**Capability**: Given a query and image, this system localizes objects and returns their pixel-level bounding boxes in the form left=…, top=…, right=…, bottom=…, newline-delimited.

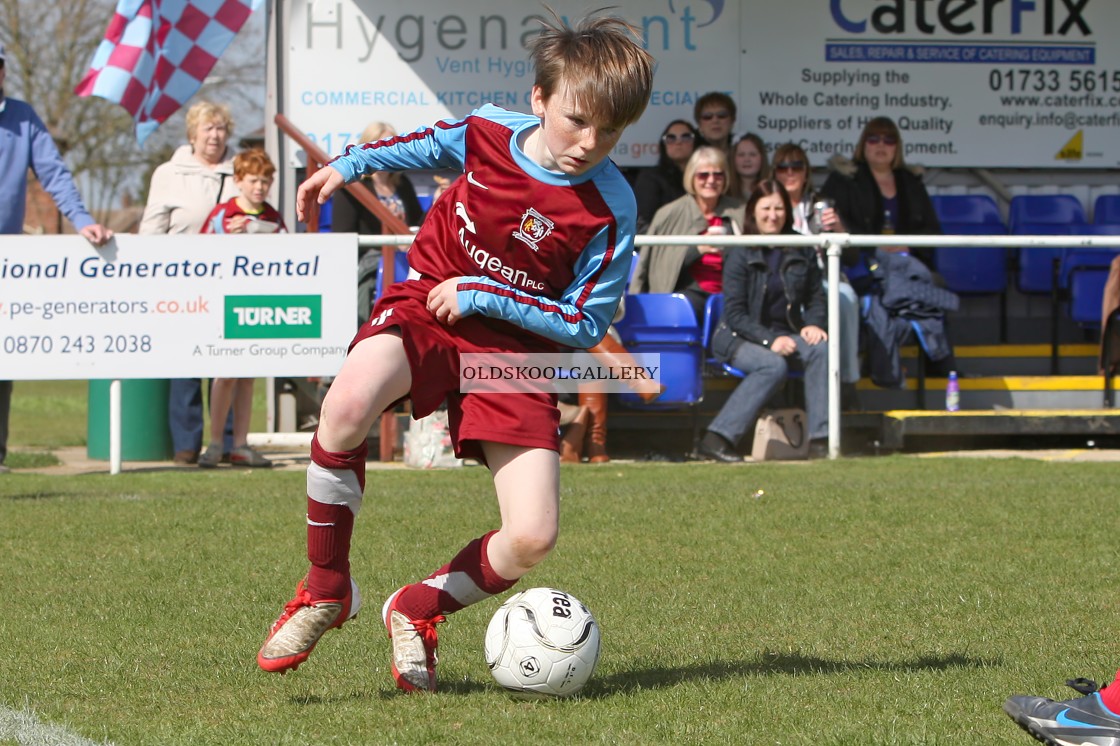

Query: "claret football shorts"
left=349, top=277, right=560, bottom=462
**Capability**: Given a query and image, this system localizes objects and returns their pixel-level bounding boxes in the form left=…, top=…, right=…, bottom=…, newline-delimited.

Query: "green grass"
left=1, top=458, right=1116, bottom=744
left=5, top=380, right=269, bottom=464
left=8, top=380, right=89, bottom=449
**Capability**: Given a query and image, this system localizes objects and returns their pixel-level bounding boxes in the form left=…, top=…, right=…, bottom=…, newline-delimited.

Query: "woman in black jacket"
left=696, top=180, right=830, bottom=462
left=632, top=119, right=699, bottom=233
left=819, top=116, right=941, bottom=277
left=819, top=117, right=957, bottom=377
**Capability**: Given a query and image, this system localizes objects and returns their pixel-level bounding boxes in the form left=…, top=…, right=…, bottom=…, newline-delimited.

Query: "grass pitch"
left=1, top=454, right=1116, bottom=744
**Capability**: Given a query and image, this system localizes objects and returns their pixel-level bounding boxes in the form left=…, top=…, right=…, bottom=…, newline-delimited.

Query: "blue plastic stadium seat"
left=376, top=251, right=411, bottom=298
left=931, top=194, right=1004, bottom=227
left=1068, top=263, right=1113, bottom=326
left=613, top=293, right=703, bottom=407
left=1009, top=194, right=1086, bottom=232
left=1058, top=227, right=1120, bottom=287
left=701, top=294, right=746, bottom=377
left=1094, top=195, right=1120, bottom=225
left=1014, top=223, right=1085, bottom=294
left=935, top=223, right=1008, bottom=294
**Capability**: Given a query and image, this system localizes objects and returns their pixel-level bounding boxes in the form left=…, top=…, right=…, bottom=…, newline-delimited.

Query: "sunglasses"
left=700, top=110, right=731, bottom=121
left=774, top=161, right=806, bottom=172
left=866, top=134, right=898, bottom=146
left=696, top=171, right=726, bottom=181
left=661, top=132, right=695, bottom=143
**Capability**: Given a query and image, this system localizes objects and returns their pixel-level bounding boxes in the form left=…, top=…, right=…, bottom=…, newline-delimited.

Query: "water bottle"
left=882, top=208, right=895, bottom=235
left=945, top=371, right=960, bottom=412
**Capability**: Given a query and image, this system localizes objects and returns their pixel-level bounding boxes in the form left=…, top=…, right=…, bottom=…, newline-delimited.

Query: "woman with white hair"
left=139, top=101, right=244, bottom=465
left=630, top=146, right=746, bottom=322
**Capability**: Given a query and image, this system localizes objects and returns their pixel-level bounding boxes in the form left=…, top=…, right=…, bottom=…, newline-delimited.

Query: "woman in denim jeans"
left=697, top=180, right=830, bottom=462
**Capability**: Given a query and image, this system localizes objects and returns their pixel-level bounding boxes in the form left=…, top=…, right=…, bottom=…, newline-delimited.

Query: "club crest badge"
left=513, top=208, right=555, bottom=251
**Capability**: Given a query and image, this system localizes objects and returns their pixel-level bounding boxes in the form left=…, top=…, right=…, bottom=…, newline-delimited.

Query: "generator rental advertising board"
left=284, top=0, right=1118, bottom=168
left=0, top=234, right=357, bottom=380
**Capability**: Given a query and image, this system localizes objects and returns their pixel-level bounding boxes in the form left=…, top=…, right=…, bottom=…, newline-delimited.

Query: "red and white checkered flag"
left=75, top=0, right=262, bottom=144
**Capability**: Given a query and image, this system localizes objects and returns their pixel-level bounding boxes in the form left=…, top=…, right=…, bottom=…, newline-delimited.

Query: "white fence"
left=10, top=233, right=1120, bottom=472
left=360, top=231, right=1120, bottom=462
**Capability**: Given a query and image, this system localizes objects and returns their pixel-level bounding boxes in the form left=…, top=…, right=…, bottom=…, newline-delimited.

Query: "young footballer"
left=257, top=10, right=654, bottom=692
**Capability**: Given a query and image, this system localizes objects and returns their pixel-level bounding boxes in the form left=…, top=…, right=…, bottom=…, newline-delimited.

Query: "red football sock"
left=1100, top=670, right=1120, bottom=713
left=398, top=530, right=517, bottom=619
left=305, top=434, right=367, bottom=601
left=306, top=498, right=355, bottom=600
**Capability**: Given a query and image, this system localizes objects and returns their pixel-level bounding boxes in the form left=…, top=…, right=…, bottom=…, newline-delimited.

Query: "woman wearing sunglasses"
left=819, top=116, right=941, bottom=274
left=631, top=146, right=746, bottom=322
left=820, top=117, right=958, bottom=383
left=693, top=91, right=737, bottom=154
left=633, top=119, right=699, bottom=233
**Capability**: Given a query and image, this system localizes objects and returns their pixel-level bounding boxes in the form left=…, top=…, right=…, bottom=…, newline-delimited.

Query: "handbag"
left=751, top=408, right=810, bottom=461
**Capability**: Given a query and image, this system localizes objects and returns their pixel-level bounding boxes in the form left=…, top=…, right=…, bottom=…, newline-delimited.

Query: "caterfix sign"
left=283, top=0, right=1118, bottom=168
left=0, top=234, right=357, bottom=380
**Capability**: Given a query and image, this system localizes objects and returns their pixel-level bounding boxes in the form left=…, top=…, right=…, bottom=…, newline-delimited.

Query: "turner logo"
left=225, top=295, right=322, bottom=339
left=830, top=0, right=1092, bottom=36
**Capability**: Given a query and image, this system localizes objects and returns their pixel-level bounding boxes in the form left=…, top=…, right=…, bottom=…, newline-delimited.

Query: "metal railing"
left=353, top=231, right=1120, bottom=460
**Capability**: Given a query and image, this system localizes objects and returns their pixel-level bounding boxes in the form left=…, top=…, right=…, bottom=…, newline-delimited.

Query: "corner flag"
left=74, top=0, right=262, bottom=144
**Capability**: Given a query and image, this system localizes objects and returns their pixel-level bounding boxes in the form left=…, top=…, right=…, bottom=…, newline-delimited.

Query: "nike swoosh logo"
left=466, top=171, right=489, bottom=190
left=1055, top=707, right=1099, bottom=728
left=306, top=518, right=335, bottom=527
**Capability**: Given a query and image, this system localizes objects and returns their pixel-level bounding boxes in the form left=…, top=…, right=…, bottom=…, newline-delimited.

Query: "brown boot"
left=558, top=405, right=589, bottom=463
left=578, top=390, right=609, bottom=463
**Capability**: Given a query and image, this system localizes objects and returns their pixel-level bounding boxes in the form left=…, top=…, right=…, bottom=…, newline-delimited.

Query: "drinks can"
left=811, top=198, right=835, bottom=233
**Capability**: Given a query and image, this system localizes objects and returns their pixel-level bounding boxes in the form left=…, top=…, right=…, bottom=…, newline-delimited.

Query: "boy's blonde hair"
left=185, top=101, right=233, bottom=142
left=233, top=148, right=276, bottom=180
left=528, top=8, right=654, bottom=130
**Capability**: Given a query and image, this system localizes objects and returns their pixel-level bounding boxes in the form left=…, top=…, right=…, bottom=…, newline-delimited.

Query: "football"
left=484, top=587, right=601, bottom=699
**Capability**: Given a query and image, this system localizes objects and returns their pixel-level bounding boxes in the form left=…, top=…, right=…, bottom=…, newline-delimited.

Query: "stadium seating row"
left=931, top=194, right=1120, bottom=331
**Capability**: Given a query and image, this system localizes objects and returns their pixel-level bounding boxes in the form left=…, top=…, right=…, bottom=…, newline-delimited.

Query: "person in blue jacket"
left=0, top=41, right=112, bottom=474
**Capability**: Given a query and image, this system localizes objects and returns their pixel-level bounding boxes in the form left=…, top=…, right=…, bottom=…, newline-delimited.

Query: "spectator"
left=332, top=122, right=426, bottom=325
left=730, top=133, right=769, bottom=199
left=819, top=116, right=956, bottom=380
left=197, top=149, right=286, bottom=469
left=632, top=119, right=698, bottom=233
left=694, top=91, right=737, bottom=154
left=819, top=116, right=941, bottom=274
left=0, top=41, right=113, bottom=475
left=556, top=400, right=591, bottom=464
left=630, top=146, right=746, bottom=322
left=201, top=149, right=285, bottom=235
left=1102, top=255, right=1120, bottom=373
left=330, top=121, right=426, bottom=236
left=698, top=180, right=829, bottom=462
left=139, top=101, right=239, bottom=464
left=772, top=143, right=861, bottom=398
